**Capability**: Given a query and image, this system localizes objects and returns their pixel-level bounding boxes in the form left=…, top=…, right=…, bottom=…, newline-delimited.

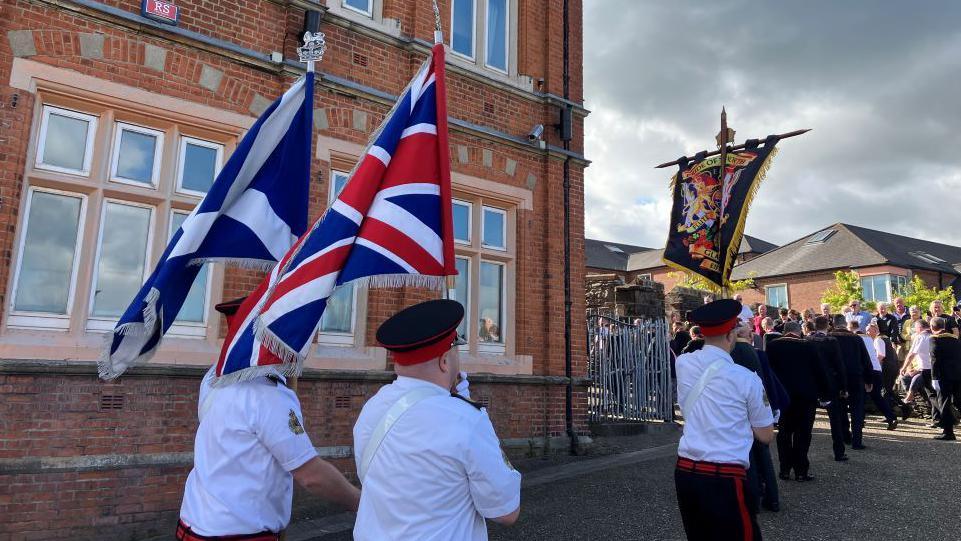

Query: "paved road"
left=310, top=415, right=961, bottom=540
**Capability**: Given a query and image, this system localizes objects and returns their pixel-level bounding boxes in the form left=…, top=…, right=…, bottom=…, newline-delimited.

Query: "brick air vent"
left=483, top=101, right=495, bottom=115
left=477, top=395, right=491, bottom=409
left=99, top=393, right=125, bottom=411
left=334, top=396, right=351, bottom=409
left=352, top=53, right=368, bottom=67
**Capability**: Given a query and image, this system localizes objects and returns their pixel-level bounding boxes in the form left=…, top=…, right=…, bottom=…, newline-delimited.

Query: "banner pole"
left=717, top=108, right=730, bottom=298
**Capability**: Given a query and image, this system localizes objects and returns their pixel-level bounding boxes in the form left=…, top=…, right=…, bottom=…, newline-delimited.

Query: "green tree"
left=894, top=275, right=956, bottom=314
left=821, top=270, right=864, bottom=312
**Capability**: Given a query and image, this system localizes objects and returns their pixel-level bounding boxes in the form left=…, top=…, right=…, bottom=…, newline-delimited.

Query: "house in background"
left=585, top=235, right=777, bottom=292
left=732, top=223, right=961, bottom=310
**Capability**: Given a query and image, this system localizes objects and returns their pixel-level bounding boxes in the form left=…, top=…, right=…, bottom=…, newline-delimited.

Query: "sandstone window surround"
left=2, top=60, right=248, bottom=365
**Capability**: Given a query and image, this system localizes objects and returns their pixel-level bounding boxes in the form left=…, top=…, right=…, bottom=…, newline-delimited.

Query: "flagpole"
left=654, top=128, right=810, bottom=169
left=717, top=108, right=730, bottom=298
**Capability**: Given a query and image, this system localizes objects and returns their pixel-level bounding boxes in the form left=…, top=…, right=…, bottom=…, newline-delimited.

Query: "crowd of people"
left=669, top=295, right=961, bottom=514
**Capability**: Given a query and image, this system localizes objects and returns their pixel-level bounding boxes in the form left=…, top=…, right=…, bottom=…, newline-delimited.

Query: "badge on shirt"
left=288, top=409, right=305, bottom=435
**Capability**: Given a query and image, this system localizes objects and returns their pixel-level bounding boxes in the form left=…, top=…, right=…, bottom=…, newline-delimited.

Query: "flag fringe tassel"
left=720, top=147, right=778, bottom=283
left=210, top=363, right=294, bottom=388
left=189, top=257, right=277, bottom=272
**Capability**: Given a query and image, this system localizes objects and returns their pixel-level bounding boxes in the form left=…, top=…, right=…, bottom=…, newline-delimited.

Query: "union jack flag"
left=215, top=43, right=456, bottom=381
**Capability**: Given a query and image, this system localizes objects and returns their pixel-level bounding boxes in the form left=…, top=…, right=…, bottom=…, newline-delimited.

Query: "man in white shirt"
left=903, top=319, right=940, bottom=427
left=733, top=293, right=755, bottom=322
left=177, top=299, right=360, bottom=540
left=675, top=299, right=774, bottom=541
left=857, top=322, right=898, bottom=430
left=353, top=299, right=521, bottom=541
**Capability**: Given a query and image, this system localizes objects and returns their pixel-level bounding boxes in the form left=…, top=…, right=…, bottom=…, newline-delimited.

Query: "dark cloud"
left=583, top=1, right=961, bottom=249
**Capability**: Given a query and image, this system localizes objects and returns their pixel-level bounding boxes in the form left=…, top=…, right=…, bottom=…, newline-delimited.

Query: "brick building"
left=0, top=0, right=588, bottom=538
left=585, top=235, right=776, bottom=292
left=732, top=223, right=961, bottom=310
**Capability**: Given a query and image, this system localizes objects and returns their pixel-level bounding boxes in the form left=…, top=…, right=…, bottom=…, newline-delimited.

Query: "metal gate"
left=587, top=314, right=673, bottom=422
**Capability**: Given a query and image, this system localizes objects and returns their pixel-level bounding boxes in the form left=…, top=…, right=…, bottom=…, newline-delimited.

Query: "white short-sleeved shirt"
left=910, top=332, right=932, bottom=369
left=180, top=373, right=318, bottom=536
left=738, top=303, right=755, bottom=322
left=352, top=376, right=521, bottom=541
left=860, top=335, right=883, bottom=372
left=676, top=345, right=774, bottom=468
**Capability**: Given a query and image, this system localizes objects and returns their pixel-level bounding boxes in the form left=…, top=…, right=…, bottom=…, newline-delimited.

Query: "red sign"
left=142, top=0, right=179, bottom=25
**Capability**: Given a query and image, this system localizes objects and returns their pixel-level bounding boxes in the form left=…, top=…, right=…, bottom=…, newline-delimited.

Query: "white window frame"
left=342, top=0, right=372, bottom=17
left=639, top=273, right=653, bottom=281
left=484, top=0, right=510, bottom=74
left=453, top=255, right=471, bottom=350
left=477, top=259, right=507, bottom=354
left=765, top=284, right=789, bottom=309
left=109, top=121, right=165, bottom=188
left=176, top=136, right=224, bottom=197
left=85, top=199, right=156, bottom=332
left=35, top=106, right=98, bottom=177
left=481, top=205, right=507, bottom=251
left=450, top=0, right=477, bottom=61
left=7, top=187, right=88, bottom=330
left=453, top=199, right=473, bottom=245
left=318, top=168, right=357, bottom=345
left=167, top=210, right=212, bottom=337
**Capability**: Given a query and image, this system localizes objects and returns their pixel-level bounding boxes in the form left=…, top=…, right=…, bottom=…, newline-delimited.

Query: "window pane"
left=479, top=261, right=503, bottom=343
left=14, top=192, right=82, bottom=313
left=452, top=0, right=475, bottom=57
left=486, top=0, right=508, bottom=70
left=170, top=213, right=208, bottom=323
left=767, top=286, right=787, bottom=309
left=344, top=0, right=371, bottom=13
left=42, top=112, right=89, bottom=171
left=453, top=201, right=470, bottom=242
left=181, top=142, right=219, bottom=194
left=455, top=257, right=470, bottom=338
left=320, top=284, right=354, bottom=333
left=115, top=129, right=158, bottom=184
left=92, top=203, right=151, bottom=317
left=331, top=171, right=350, bottom=202
left=482, top=207, right=505, bottom=248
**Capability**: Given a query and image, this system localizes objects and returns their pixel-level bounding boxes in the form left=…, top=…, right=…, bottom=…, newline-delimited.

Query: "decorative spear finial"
left=298, top=31, right=327, bottom=73
left=716, top=107, right=735, bottom=149
left=432, top=0, right=443, bottom=44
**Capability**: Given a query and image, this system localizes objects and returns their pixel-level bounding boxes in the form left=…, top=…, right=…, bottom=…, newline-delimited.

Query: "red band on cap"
left=699, top=317, right=739, bottom=337
left=390, top=331, right=457, bottom=366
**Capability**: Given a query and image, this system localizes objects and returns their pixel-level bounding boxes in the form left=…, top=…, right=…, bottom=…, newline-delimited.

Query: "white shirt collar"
left=393, top=375, right=450, bottom=394
left=701, top=344, right=734, bottom=362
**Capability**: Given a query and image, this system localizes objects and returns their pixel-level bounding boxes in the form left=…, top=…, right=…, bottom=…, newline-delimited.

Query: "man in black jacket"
left=830, top=315, right=874, bottom=450
left=767, top=322, right=829, bottom=481
left=929, top=317, right=961, bottom=441
left=807, top=316, right=849, bottom=461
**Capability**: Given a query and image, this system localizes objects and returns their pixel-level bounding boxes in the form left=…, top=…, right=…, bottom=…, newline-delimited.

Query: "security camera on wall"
left=528, top=124, right=546, bottom=149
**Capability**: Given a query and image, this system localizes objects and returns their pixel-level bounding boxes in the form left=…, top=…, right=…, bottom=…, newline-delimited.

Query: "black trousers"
left=675, top=460, right=761, bottom=541
left=938, top=380, right=961, bottom=435
left=922, top=369, right=941, bottom=422
left=747, top=442, right=779, bottom=507
left=842, top=377, right=866, bottom=446
left=881, top=360, right=904, bottom=408
left=826, top=400, right=847, bottom=459
left=777, top=399, right=816, bottom=476
left=867, top=371, right=897, bottom=422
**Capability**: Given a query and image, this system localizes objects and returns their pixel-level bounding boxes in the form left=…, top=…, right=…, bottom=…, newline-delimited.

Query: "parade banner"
left=662, top=137, right=779, bottom=290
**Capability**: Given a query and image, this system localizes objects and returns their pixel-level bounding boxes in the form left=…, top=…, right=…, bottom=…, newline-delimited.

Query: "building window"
left=177, top=137, right=223, bottom=195
left=451, top=0, right=476, bottom=59
left=9, top=188, right=86, bottom=327
left=485, top=0, right=509, bottom=72
left=453, top=199, right=472, bottom=244
left=9, top=95, right=232, bottom=336
left=766, top=285, right=788, bottom=309
left=319, top=169, right=356, bottom=343
left=343, top=0, right=372, bottom=16
left=35, top=106, right=97, bottom=176
left=639, top=273, right=652, bottom=281
left=453, top=193, right=514, bottom=354
left=450, top=0, right=514, bottom=74
left=860, top=274, right=907, bottom=303
left=110, top=122, right=164, bottom=187
left=170, top=211, right=210, bottom=328
left=87, top=201, right=153, bottom=329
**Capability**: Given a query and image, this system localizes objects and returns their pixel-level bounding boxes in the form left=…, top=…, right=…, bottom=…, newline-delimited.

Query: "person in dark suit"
left=829, top=314, right=874, bottom=450
left=681, top=326, right=705, bottom=354
left=929, top=317, right=961, bottom=440
left=767, top=322, right=829, bottom=481
left=807, top=316, right=849, bottom=461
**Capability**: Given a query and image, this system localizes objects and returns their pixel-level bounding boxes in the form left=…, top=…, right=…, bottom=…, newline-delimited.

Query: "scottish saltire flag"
left=99, top=73, right=314, bottom=380
left=215, top=43, right=455, bottom=382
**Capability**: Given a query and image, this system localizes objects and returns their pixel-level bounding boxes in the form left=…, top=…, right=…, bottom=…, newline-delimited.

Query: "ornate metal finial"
left=298, top=31, right=327, bottom=71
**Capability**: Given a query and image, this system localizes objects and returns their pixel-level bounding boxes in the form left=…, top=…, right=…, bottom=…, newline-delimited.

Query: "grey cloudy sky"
left=582, top=1, right=961, bottom=249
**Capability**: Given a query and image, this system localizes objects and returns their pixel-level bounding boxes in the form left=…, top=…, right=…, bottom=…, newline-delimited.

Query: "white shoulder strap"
left=681, top=359, right=727, bottom=418
left=358, top=387, right=444, bottom=483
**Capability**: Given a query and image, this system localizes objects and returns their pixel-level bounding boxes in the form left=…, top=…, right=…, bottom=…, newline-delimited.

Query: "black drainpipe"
left=562, top=0, right=576, bottom=455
